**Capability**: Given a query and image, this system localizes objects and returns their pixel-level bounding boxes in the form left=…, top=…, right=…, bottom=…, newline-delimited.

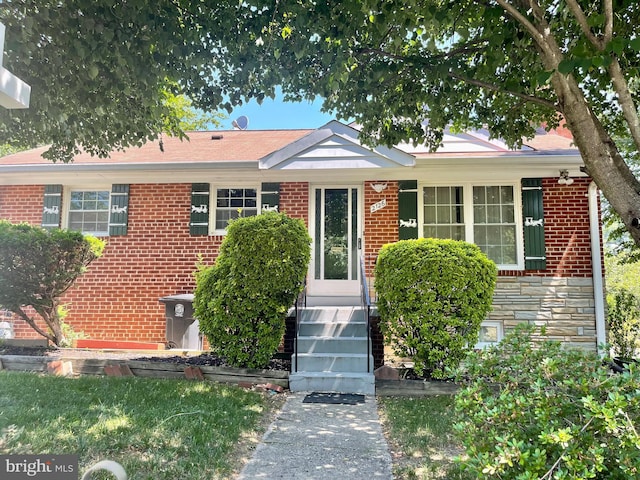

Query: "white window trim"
left=418, top=181, right=524, bottom=270
left=63, top=185, right=112, bottom=237
left=209, top=184, right=262, bottom=235
left=475, top=320, right=504, bottom=349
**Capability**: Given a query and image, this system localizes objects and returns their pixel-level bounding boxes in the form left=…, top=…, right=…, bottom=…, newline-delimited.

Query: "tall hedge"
left=194, top=212, right=311, bottom=368
left=374, top=238, right=497, bottom=378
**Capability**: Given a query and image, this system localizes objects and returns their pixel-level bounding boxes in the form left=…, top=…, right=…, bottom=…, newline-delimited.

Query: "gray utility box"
left=159, top=294, right=202, bottom=350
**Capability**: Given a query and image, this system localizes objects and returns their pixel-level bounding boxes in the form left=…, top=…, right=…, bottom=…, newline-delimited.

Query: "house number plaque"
left=370, top=198, right=387, bottom=213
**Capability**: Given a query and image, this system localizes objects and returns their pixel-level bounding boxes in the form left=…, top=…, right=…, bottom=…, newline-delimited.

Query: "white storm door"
left=309, top=186, right=361, bottom=296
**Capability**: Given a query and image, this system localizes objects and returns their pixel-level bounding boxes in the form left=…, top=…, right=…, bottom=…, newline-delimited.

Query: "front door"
left=308, top=186, right=361, bottom=296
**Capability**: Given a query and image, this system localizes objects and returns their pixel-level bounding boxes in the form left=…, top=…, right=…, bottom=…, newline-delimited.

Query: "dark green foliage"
left=454, top=325, right=640, bottom=479
left=194, top=212, right=310, bottom=368
left=607, top=288, right=640, bottom=359
left=0, top=221, right=105, bottom=345
left=374, top=238, right=497, bottom=378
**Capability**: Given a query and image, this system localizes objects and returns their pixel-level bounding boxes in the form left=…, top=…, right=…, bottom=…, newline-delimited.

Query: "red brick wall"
left=501, top=177, right=596, bottom=278
left=543, top=177, right=596, bottom=277
left=1, top=183, right=222, bottom=342
left=0, top=181, right=313, bottom=343
left=59, top=183, right=222, bottom=342
left=363, top=181, right=399, bottom=277
left=280, top=182, right=309, bottom=226
left=0, top=185, right=44, bottom=224
left=0, top=177, right=600, bottom=342
left=359, top=178, right=597, bottom=278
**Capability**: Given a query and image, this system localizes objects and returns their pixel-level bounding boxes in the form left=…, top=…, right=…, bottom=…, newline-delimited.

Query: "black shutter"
left=190, top=183, right=210, bottom=235
left=41, top=185, right=62, bottom=230
left=109, top=184, right=129, bottom=236
left=261, top=182, right=280, bottom=213
left=522, top=178, right=546, bottom=269
left=398, top=180, right=418, bottom=240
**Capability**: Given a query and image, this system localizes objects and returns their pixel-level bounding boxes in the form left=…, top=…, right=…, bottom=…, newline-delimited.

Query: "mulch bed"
left=0, top=345, right=291, bottom=372
left=135, top=354, right=291, bottom=371
left=0, top=345, right=55, bottom=356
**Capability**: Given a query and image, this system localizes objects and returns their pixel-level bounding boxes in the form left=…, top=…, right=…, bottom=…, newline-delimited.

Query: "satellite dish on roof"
left=232, top=115, right=249, bottom=130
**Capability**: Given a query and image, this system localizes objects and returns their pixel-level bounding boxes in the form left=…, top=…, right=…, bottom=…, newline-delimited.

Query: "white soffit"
left=259, top=120, right=415, bottom=170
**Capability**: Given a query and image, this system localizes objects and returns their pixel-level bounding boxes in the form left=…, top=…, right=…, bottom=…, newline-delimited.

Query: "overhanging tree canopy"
left=2, top=1, right=640, bottom=247
left=0, top=1, right=230, bottom=162
left=211, top=0, right=640, bottom=248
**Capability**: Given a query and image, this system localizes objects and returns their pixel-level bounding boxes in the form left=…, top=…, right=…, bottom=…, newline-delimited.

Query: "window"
left=473, top=186, right=516, bottom=265
left=423, top=186, right=465, bottom=240
left=214, top=188, right=258, bottom=230
left=421, top=184, right=520, bottom=267
left=475, top=321, right=504, bottom=349
left=68, top=190, right=110, bottom=235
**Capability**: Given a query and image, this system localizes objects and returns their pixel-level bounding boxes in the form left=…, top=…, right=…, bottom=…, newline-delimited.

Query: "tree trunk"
left=512, top=0, right=640, bottom=248
left=547, top=78, right=640, bottom=249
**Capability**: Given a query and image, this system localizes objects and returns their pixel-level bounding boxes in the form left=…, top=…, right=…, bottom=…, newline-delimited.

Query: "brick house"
left=0, top=120, right=605, bottom=390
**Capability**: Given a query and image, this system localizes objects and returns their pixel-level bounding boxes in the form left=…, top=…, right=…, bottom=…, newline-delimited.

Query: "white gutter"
left=588, top=181, right=607, bottom=355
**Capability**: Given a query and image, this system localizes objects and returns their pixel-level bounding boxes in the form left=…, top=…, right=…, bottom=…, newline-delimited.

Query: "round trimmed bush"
left=374, top=238, right=497, bottom=378
left=194, top=212, right=310, bottom=368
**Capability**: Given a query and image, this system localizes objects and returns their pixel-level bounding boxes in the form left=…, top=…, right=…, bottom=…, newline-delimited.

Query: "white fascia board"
left=413, top=153, right=585, bottom=182
left=259, top=120, right=415, bottom=169
left=0, top=67, right=31, bottom=108
left=0, top=23, right=31, bottom=109
left=0, top=161, right=257, bottom=185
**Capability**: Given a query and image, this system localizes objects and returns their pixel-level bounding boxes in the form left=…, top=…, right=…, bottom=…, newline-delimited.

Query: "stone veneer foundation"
left=491, top=276, right=598, bottom=350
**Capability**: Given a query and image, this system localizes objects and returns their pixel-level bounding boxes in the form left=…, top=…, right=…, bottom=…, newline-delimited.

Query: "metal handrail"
left=360, top=256, right=372, bottom=373
left=294, top=278, right=307, bottom=372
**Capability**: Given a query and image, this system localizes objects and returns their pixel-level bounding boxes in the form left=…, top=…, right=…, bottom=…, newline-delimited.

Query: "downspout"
left=588, top=181, right=607, bottom=355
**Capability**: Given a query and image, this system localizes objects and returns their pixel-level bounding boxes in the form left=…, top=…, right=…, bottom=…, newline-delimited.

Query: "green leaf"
left=536, top=70, right=553, bottom=85
left=88, top=65, right=99, bottom=80
left=607, top=37, right=626, bottom=55
left=557, top=59, right=576, bottom=74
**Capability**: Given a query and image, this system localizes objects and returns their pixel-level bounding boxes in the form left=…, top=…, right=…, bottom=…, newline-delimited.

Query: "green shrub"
left=194, top=212, right=311, bottom=368
left=374, top=238, right=497, bottom=378
left=607, top=287, right=640, bottom=359
left=0, top=221, right=104, bottom=346
left=454, top=325, right=640, bottom=479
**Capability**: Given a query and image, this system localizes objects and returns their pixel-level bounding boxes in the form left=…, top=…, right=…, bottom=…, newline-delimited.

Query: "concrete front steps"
left=290, top=306, right=375, bottom=395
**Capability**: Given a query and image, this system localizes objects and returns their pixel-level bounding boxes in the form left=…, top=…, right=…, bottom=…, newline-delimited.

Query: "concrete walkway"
left=238, top=392, right=393, bottom=479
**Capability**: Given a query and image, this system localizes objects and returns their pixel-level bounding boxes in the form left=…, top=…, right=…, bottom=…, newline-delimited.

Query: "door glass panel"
left=351, top=188, right=358, bottom=279
left=324, top=189, right=348, bottom=280
left=314, top=189, right=322, bottom=279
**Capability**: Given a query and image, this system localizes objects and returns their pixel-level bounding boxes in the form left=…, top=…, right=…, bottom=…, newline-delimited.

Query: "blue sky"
left=221, top=91, right=342, bottom=130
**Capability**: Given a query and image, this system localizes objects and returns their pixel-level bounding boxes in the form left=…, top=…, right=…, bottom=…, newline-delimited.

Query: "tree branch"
left=603, top=0, right=614, bottom=46
left=608, top=58, right=640, bottom=153
left=357, top=47, right=558, bottom=111
left=539, top=417, right=595, bottom=480
left=13, top=308, right=53, bottom=343
left=492, top=0, right=549, bottom=55
left=564, top=0, right=603, bottom=49
left=447, top=71, right=557, bottom=110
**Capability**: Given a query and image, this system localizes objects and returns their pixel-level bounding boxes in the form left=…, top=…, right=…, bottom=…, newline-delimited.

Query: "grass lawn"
left=379, top=395, right=472, bottom=480
left=0, top=371, right=283, bottom=479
